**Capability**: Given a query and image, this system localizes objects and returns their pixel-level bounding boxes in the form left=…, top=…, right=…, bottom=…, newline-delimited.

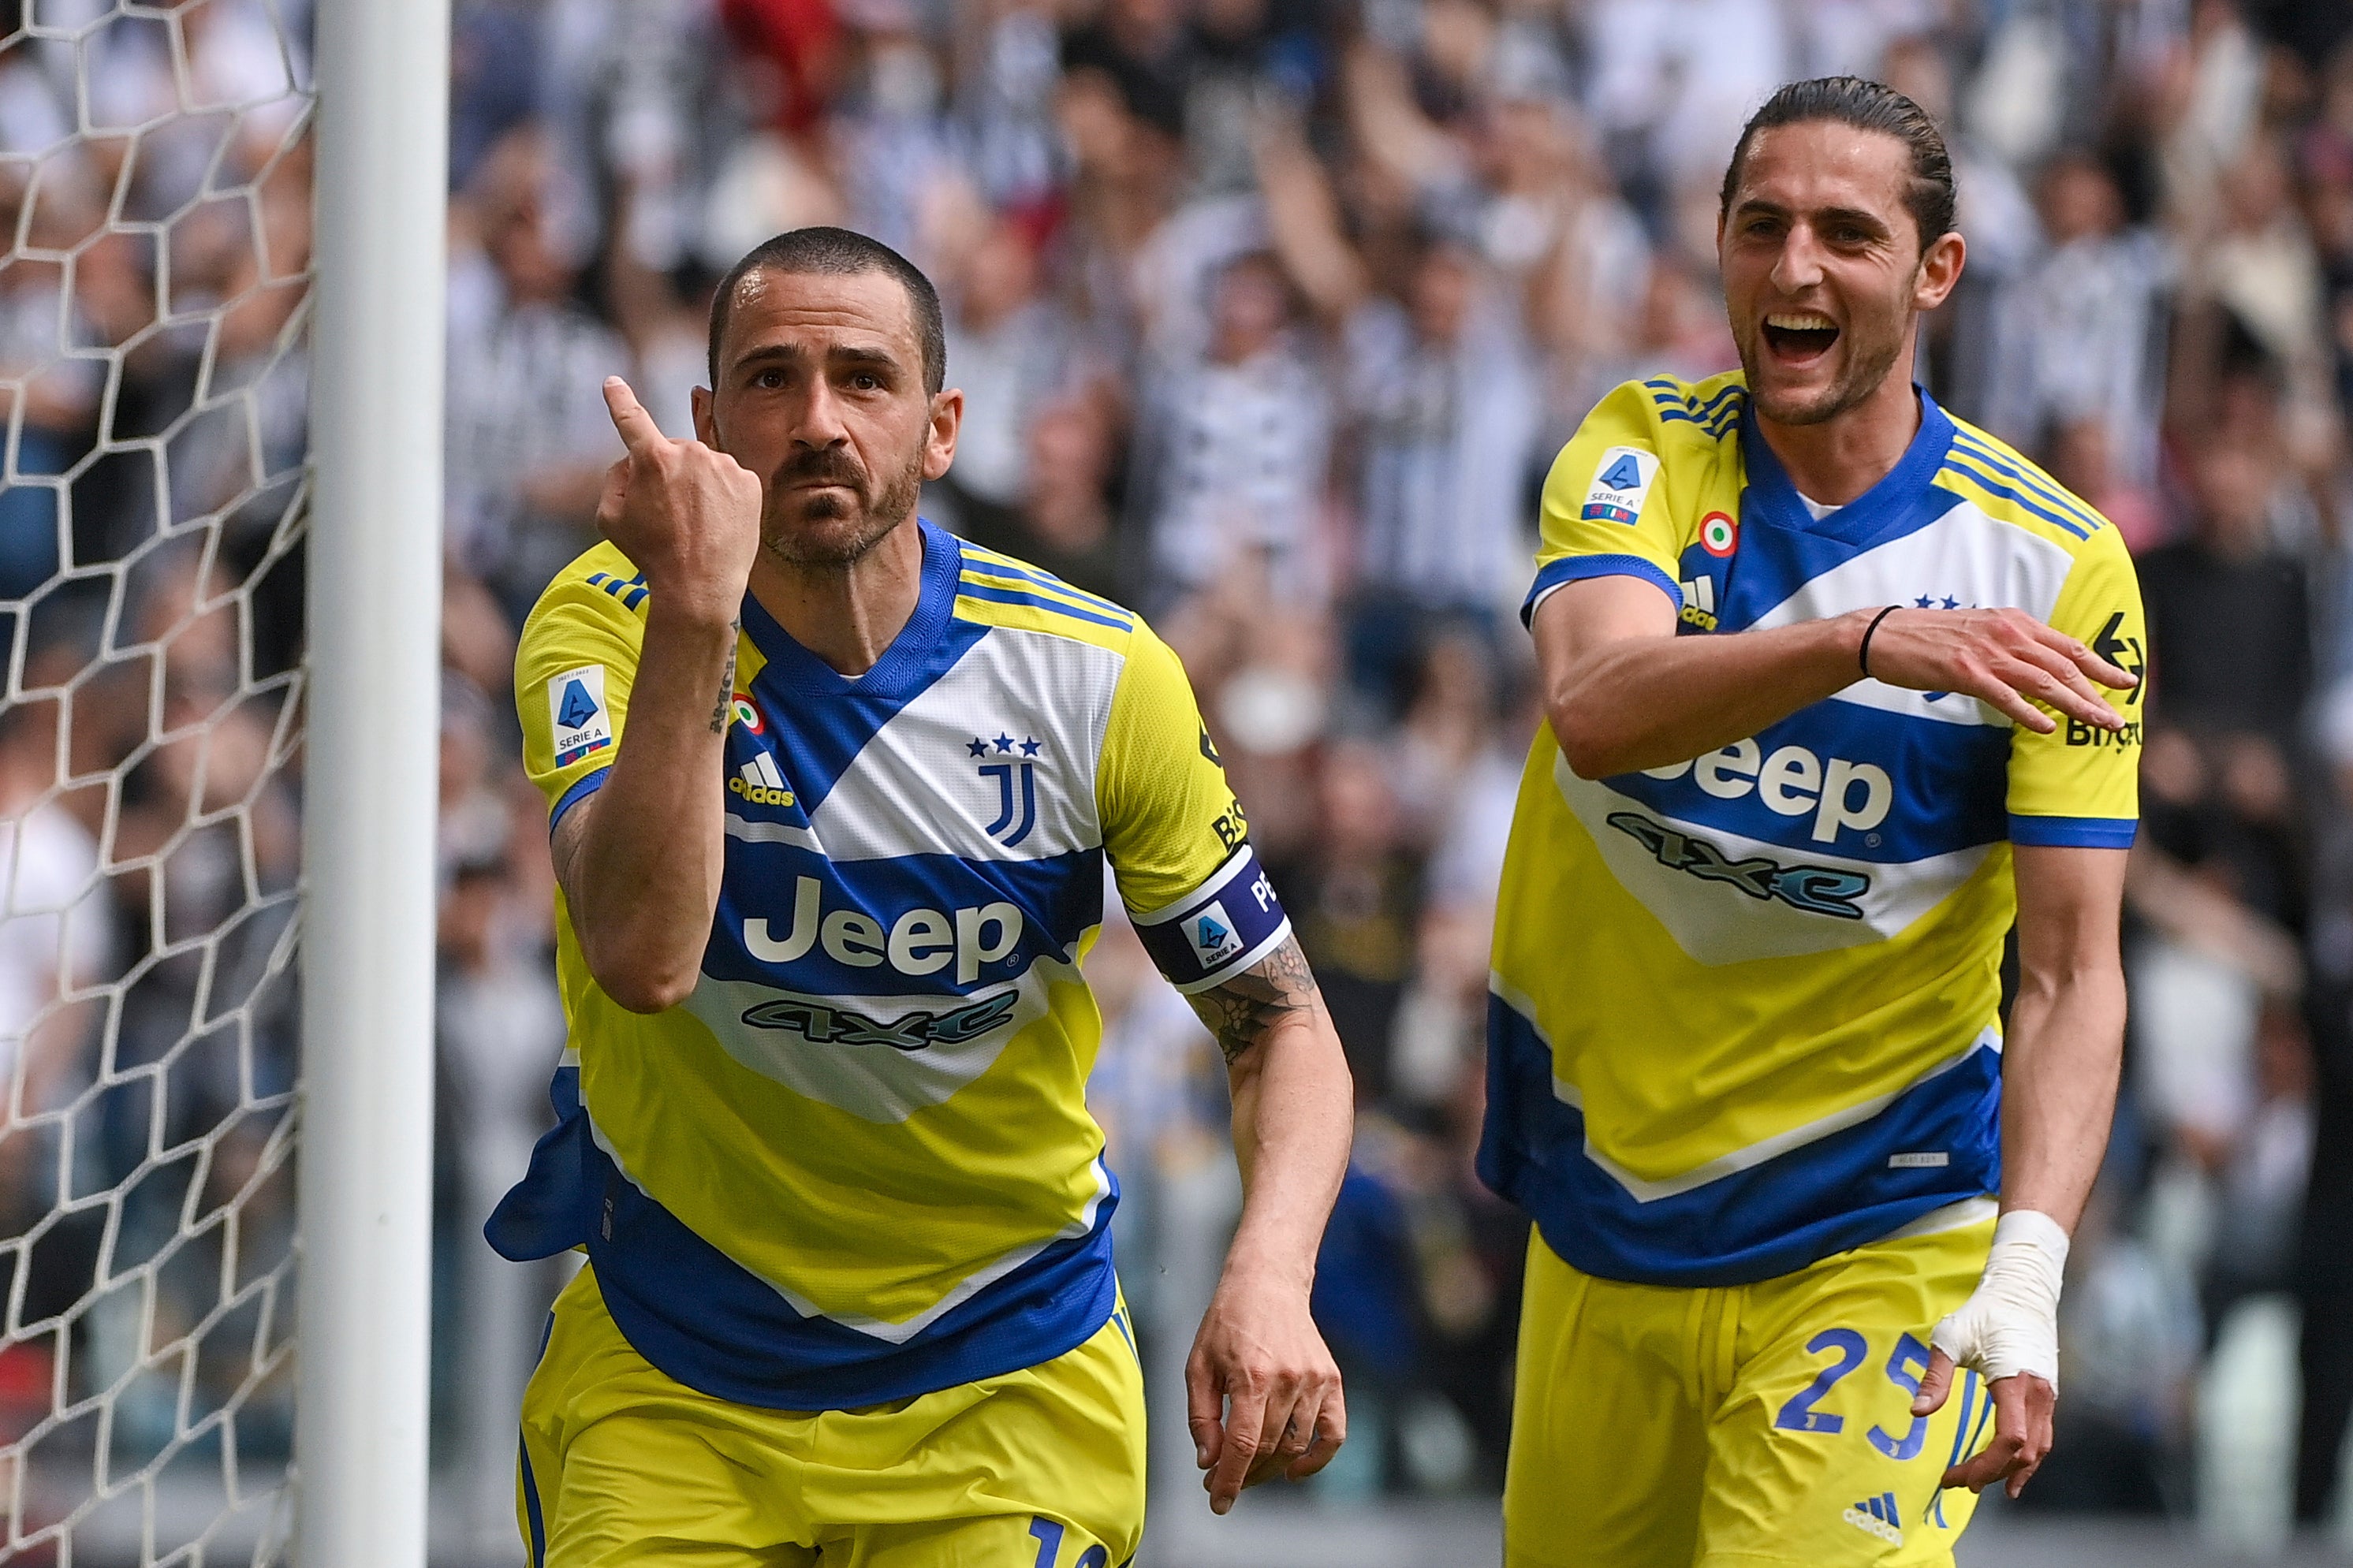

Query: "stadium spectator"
left=1273, top=739, right=1420, bottom=1105
left=1255, top=119, right=1542, bottom=702
left=2139, top=435, right=2316, bottom=745
left=1986, top=151, right=2173, bottom=490
left=931, top=210, right=1081, bottom=540
left=1141, top=249, right=1332, bottom=608
left=445, top=128, right=635, bottom=622
left=953, top=392, right=1127, bottom=602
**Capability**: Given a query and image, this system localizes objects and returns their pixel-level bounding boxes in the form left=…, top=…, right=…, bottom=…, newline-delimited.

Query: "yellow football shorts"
left=1505, top=1212, right=2000, bottom=1568
left=517, top=1264, right=1147, bottom=1567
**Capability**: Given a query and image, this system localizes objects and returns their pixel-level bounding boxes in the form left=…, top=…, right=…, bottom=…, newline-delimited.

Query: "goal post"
left=296, top=0, right=448, bottom=1563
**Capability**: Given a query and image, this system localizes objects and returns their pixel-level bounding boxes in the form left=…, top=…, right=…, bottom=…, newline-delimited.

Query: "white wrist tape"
left=1927, top=1209, right=2068, bottom=1391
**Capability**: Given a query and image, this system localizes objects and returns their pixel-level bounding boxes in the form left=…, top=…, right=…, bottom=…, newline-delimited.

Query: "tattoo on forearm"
left=1185, top=935, right=1322, bottom=1065
left=710, top=624, right=740, bottom=734
left=549, top=795, right=593, bottom=911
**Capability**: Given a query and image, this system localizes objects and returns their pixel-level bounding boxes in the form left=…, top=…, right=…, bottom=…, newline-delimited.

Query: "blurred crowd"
left=7, top=0, right=2353, bottom=1539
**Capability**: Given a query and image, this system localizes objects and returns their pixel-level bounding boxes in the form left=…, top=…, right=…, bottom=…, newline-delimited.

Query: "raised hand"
left=595, top=376, right=763, bottom=623
left=1857, top=606, right=2137, bottom=735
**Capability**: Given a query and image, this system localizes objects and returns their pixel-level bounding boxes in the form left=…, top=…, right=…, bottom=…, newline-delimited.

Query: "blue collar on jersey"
left=1736, top=385, right=1957, bottom=549
left=737, top=517, right=964, bottom=700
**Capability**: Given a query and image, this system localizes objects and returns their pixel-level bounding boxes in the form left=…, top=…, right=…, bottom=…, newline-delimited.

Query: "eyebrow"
left=1732, top=198, right=1894, bottom=234
left=731, top=342, right=907, bottom=374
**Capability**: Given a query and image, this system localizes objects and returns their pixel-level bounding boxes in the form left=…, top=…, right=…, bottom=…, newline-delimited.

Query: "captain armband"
left=1132, top=844, right=1292, bottom=993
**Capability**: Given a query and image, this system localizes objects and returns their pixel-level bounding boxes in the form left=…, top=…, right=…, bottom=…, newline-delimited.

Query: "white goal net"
left=1, top=2, right=313, bottom=1562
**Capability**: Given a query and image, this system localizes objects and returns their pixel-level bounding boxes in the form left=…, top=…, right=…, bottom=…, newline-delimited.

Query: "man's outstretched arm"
left=1911, top=843, right=2128, bottom=1498
left=1181, top=934, right=1354, bottom=1516
left=1531, top=576, right=2137, bottom=779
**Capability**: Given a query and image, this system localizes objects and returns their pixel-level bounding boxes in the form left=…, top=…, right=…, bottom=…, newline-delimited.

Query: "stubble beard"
left=1734, top=291, right=1913, bottom=430
left=759, top=441, right=928, bottom=570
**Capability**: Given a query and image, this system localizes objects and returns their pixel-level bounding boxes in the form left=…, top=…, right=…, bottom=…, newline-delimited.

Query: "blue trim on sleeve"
left=2008, top=814, right=2138, bottom=848
left=953, top=579, right=1136, bottom=630
left=954, top=544, right=1135, bottom=622
left=1522, top=555, right=1681, bottom=628
left=1948, top=432, right=2105, bottom=537
left=1940, top=452, right=2095, bottom=540
left=548, top=767, right=610, bottom=835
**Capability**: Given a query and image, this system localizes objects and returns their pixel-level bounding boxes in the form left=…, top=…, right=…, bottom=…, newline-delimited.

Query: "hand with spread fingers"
left=594, top=375, right=763, bottom=620
left=1853, top=605, right=2138, bottom=735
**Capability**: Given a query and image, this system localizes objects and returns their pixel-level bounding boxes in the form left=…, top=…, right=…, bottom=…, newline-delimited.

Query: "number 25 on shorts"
left=1773, top=1328, right=1937, bottom=1460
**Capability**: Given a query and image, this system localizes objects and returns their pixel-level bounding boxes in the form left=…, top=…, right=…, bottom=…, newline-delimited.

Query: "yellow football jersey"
left=1479, top=373, right=2143, bottom=1285
left=488, top=521, right=1289, bottom=1408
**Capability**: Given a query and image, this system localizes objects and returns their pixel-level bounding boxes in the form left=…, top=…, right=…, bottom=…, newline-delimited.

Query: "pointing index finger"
left=602, top=376, right=663, bottom=454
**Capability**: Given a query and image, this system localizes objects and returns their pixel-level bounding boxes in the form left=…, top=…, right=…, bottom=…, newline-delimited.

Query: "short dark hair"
left=1719, top=76, right=1957, bottom=250
left=706, top=226, right=946, bottom=396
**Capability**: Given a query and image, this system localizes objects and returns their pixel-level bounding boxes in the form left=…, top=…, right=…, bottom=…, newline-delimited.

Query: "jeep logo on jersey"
left=741, top=876, right=1024, bottom=985
left=1607, top=812, right=1871, bottom=920
left=1641, top=740, right=1892, bottom=844
left=740, top=990, right=1020, bottom=1052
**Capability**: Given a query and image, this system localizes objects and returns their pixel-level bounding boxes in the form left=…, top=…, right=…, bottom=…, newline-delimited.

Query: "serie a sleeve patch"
left=1131, top=844, right=1291, bottom=994
left=1580, top=445, right=1661, bottom=524
left=547, top=664, right=614, bottom=768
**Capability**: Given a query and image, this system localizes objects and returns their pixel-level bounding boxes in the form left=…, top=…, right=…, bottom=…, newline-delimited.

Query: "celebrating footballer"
left=1480, top=77, right=2145, bottom=1567
left=486, top=228, right=1353, bottom=1566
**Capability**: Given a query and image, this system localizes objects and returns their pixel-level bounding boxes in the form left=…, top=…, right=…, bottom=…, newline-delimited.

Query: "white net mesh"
left=0, top=3, right=312, bottom=1563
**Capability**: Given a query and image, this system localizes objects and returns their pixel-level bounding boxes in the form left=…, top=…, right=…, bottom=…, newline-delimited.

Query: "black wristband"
left=1858, top=605, right=1901, bottom=678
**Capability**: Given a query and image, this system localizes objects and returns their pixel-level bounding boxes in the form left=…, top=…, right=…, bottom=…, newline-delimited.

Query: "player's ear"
left=923, top=387, right=963, bottom=482
left=692, top=384, right=720, bottom=449
left=1912, top=229, right=1965, bottom=312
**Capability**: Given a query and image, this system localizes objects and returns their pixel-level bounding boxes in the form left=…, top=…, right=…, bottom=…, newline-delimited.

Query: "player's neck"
left=746, top=518, right=927, bottom=677
left=1752, top=367, right=1923, bottom=508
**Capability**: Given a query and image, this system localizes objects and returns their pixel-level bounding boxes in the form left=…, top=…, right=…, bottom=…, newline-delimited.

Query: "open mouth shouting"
left=1761, top=311, right=1840, bottom=365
